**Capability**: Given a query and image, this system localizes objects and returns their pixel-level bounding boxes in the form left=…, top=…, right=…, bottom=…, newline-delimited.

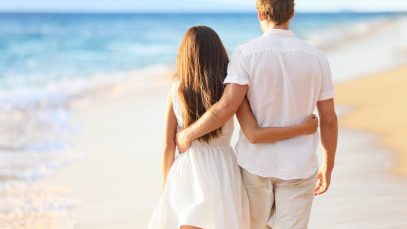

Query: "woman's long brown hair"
left=176, top=26, right=229, bottom=143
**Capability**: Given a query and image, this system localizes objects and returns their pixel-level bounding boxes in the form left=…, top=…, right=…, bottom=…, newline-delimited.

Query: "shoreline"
left=327, top=16, right=407, bottom=83
left=310, top=16, right=401, bottom=51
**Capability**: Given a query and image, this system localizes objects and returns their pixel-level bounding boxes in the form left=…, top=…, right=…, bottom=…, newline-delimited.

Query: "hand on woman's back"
left=301, top=114, right=319, bottom=135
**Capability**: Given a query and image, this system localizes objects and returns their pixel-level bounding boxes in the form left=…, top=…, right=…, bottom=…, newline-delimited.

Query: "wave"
left=0, top=63, right=172, bottom=178
left=305, top=16, right=398, bottom=50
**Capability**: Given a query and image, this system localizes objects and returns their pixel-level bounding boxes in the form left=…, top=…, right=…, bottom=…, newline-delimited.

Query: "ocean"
left=0, top=12, right=402, bottom=228
left=0, top=12, right=397, bottom=89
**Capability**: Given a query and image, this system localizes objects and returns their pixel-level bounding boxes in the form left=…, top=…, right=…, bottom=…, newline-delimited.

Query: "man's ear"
left=257, top=12, right=263, bottom=21
left=290, top=11, right=295, bottom=20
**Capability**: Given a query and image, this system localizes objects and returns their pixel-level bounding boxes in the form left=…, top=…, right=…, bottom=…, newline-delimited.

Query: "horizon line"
left=0, top=10, right=406, bottom=14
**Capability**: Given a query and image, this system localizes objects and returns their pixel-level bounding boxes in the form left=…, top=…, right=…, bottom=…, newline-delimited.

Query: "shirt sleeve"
left=223, top=47, right=250, bottom=85
left=318, top=57, right=335, bottom=101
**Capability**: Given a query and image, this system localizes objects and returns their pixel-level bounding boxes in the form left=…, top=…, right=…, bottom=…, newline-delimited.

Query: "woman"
left=148, top=26, right=318, bottom=229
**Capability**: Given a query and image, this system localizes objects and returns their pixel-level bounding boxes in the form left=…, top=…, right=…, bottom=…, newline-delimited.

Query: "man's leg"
left=241, top=168, right=274, bottom=229
left=269, top=172, right=317, bottom=229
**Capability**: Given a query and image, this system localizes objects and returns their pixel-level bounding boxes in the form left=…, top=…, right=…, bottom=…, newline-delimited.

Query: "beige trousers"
left=242, top=169, right=317, bottom=229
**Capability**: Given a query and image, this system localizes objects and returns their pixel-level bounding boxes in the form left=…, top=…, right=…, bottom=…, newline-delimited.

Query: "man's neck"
left=260, top=21, right=290, bottom=33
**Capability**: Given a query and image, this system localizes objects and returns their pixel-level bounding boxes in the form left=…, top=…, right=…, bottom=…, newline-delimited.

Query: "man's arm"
left=315, top=98, right=338, bottom=195
left=176, top=84, right=248, bottom=152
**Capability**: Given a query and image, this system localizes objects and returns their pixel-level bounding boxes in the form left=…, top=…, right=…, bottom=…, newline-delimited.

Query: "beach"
left=310, top=65, right=407, bottom=228
left=335, top=64, right=407, bottom=175
left=1, top=13, right=407, bottom=228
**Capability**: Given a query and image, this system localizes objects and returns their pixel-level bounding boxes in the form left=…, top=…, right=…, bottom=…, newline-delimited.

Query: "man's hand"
left=314, top=164, right=333, bottom=196
left=176, top=128, right=191, bottom=153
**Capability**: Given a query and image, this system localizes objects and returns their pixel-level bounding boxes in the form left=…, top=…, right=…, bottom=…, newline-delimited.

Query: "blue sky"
left=0, top=0, right=406, bottom=12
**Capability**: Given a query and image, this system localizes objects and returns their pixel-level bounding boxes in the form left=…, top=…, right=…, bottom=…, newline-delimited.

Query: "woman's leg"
left=180, top=226, right=201, bottom=229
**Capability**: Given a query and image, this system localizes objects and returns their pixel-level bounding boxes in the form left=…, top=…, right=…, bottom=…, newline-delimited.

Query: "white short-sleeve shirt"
left=225, top=29, right=335, bottom=179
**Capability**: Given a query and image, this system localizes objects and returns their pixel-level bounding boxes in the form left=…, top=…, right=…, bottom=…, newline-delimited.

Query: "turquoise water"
left=0, top=12, right=398, bottom=89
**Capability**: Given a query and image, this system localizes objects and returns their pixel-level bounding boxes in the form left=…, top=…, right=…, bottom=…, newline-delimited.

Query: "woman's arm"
left=161, top=91, right=177, bottom=190
left=236, top=98, right=318, bottom=144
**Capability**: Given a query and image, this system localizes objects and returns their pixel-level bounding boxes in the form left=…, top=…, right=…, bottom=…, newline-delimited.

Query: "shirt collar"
left=263, top=29, right=295, bottom=37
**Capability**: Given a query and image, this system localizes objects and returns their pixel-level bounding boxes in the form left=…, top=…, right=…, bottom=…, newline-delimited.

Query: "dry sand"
left=335, top=64, right=407, bottom=175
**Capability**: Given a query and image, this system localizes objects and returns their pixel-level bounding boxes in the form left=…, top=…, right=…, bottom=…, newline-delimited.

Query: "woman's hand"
left=176, top=128, right=191, bottom=153
left=300, top=114, right=319, bottom=135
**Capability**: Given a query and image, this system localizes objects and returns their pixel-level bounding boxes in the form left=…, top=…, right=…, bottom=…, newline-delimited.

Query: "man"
left=177, top=0, right=338, bottom=228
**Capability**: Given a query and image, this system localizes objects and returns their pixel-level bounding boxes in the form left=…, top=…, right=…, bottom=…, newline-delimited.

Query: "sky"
left=0, top=0, right=406, bottom=13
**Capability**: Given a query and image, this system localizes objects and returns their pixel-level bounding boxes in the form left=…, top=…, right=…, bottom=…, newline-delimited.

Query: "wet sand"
left=310, top=129, right=407, bottom=228
left=45, top=80, right=171, bottom=228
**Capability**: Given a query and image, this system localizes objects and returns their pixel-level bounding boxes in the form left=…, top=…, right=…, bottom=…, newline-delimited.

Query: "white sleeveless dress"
left=148, top=83, right=250, bottom=229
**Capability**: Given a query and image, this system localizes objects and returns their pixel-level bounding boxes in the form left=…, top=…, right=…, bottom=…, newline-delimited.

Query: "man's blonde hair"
left=256, top=0, right=295, bottom=25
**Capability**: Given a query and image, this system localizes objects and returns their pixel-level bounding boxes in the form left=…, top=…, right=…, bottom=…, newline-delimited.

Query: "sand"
left=309, top=65, right=407, bottom=228
left=335, top=64, right=407, bottom=175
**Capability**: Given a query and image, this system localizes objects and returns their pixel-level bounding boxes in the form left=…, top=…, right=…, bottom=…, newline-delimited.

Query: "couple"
left=149, top=0, right=338, bottom=228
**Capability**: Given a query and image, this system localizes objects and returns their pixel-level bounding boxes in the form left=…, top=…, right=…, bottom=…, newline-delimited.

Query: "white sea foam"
left=305, top=18, right=387, bottom=50
left=327, top=16, right=407, bottom=83
left=0, top=63, right=171, bottom=177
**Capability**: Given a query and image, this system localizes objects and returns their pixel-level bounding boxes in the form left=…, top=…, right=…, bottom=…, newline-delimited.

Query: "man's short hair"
left=256, top=0, right=295, bottom=25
